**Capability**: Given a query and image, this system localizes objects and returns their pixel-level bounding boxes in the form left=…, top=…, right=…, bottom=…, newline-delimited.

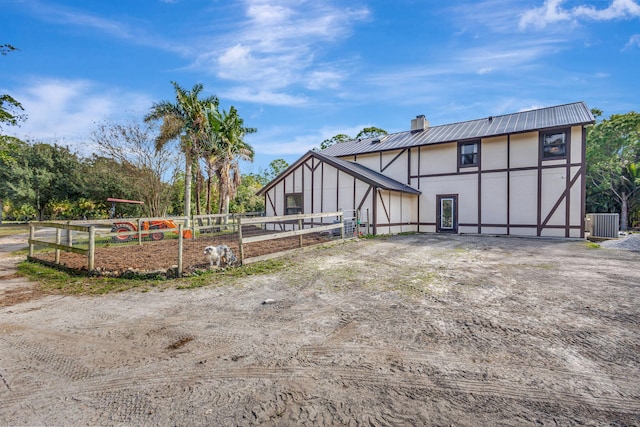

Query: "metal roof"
left=257, top=150, right=421, bottom=196
left=317, top=151, right=421, bottom=194
left=321, top=101, right=595, bottom=157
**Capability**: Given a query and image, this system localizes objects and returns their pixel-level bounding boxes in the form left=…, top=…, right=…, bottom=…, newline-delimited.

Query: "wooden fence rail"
left=26, top=211, right=355, bottom=276
left=237, top=211, right=346, bottom=265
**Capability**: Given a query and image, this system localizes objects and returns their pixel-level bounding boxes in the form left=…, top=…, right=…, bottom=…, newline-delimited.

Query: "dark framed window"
left=285, top=193, right=303, bottom=215
left=459, top=141, right=479, bottom=167
left=541, top=130, right=567, bottom=159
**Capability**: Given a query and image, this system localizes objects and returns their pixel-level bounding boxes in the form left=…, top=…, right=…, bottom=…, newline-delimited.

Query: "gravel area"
left=599, top=233, right=640, bottom=251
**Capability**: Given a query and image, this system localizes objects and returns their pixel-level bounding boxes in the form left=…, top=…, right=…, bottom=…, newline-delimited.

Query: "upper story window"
left=285, top=193, right=303, bottom=215
left=459, top=141, right=479, bottom=167
left=541, top=130, right=567, bottom=159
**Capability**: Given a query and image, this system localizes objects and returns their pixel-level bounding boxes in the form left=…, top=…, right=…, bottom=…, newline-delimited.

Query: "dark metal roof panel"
left=321, top=102, right=594, bottom=157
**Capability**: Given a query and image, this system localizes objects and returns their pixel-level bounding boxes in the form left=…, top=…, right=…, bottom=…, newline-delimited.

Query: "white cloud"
left=520, top=0, right=640, bottom=30
left=623, top=33, right=640, bottom=49
left=195, top=0, right=370, bottom=105
left=220, top=87, right=308, bottom=106
left=573, top=0, right=640, bottom=20
left=519, top=0, right=573, bottom=30
left=306, top=70, right=345, bottom=90
left=5, top=78, right=152, bottom=155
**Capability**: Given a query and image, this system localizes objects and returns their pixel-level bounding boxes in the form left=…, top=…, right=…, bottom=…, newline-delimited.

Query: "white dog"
left=204, top=244, right=238, bottom=268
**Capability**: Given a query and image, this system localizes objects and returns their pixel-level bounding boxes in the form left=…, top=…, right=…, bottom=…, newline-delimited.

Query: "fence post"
left=178, top=224, right=183, bottom=278
left=29, top=224, right=35, bottom=258
left=238, top=216, right=244, bottom=265
left=298, top=218, right=303, bottom=247
left=88, top=226, right=95, bottom=271
left=340, top=211, right=345, bottom=240
left=66, top=221, right=73, bottom=247
left=366, top=209, right=370, bottom=235
left=55, top=228, right=61, bottom=264
left=137, top=218, right=143, bottom=245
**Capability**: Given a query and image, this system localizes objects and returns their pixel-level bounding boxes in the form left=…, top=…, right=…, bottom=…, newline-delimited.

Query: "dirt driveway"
left=1, top=234, right=639, bottom=425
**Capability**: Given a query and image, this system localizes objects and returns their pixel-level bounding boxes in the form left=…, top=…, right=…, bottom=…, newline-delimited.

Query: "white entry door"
left=437, top=195, right=457, bottom=233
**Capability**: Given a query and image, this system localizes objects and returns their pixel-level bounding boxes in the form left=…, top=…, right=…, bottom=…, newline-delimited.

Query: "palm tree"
left=144, top=82, right=218, bottom=223
left=203, top=105, right=256, bottom=216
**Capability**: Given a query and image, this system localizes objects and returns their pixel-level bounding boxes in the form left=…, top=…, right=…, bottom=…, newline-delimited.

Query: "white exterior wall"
left=410, top=126, right=585, bottom=238
left=262, top=154, right=415, bottom=235
left=264, top=124, right=587, bottom=238
left=424, top=143, right=457, bottom=174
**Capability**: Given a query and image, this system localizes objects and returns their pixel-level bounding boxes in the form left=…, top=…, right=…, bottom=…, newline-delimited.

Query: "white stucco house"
left=258, top=102, right=595, bottom=238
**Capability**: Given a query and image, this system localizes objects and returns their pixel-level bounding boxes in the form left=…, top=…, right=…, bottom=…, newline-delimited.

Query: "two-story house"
left=257, top=102, right=595, bottom=238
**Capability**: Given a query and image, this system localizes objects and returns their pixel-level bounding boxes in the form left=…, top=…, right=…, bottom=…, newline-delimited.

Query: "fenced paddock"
left=26, top=211, right=358, bottom=277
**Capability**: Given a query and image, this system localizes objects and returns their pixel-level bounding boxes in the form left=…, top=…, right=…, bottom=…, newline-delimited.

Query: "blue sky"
left=2, top=0, right=639, bottom=174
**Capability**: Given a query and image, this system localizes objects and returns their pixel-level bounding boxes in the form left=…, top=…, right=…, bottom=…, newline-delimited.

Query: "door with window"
left=436, top=195, right=458, bottom=233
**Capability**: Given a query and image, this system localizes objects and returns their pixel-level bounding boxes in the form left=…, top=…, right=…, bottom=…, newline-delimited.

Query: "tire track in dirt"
left=2, top=339, right=638, bottom=417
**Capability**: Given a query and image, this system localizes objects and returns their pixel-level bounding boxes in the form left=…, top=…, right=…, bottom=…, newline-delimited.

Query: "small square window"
left=542, top=131, right=566, bottom=159
left=285, top=193, right=303, bottom=215
left=459, top=142, right=478, bottom=167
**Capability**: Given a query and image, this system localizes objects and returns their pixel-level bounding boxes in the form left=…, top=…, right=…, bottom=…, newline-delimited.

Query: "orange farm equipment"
left=110, top=219, right=192, bottom=243
left=107, top=198, right=193, bottom=243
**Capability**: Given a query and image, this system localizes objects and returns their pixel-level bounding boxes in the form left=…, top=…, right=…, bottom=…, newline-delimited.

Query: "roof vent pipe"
left=411, top=115, right=429, bottom=132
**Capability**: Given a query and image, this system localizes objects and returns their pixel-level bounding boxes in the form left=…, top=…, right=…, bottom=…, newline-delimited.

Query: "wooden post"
left=177, top=224, right=183, bottom=278
left=340, top=212, right=345, bottom=240
left=66, top=221, right=73, bottom=247
left=137, top=218, right=143, bottom=245
left=88, top=226, right=95, bottom=271
left=55, top=228, right=61, bottom=264
left=298, top=218, right=303, bottom=247
left=366, top=209, right=370, bottom=235
left=29, top=224, right=35, bottom=258
left=238, top=216, right=244, bottom=265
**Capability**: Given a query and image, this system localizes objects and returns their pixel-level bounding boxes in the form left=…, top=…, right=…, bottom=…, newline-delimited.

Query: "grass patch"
left=175, top=259, right=289, bottom=290
left=14, top=253, right=289, bottom=295
left=18, top=261, right=169, bottom=295
left=586, top=242, right=601, bottom=249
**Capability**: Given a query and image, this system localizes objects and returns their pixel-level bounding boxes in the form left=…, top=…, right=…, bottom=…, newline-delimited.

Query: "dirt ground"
left=33, top=229, right=336, bottom=274
left=1, top=233, right=639, bottom=425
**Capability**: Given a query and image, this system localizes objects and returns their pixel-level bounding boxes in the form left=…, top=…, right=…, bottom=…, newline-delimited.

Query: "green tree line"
left=586, top=109, right=640, bottom=231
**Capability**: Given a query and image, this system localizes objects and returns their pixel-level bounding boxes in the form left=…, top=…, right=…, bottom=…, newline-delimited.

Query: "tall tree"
left=319, top=127, right=388, bottom=150
left=4, top=142, right=84, bottom=220
left=265, top=158, right=289, bottom=180
left=91, top=119, right=180, bottom=217
left=586, top=111, right=640, bottom=231
left=319, top=133, right=351, bottom=150
left=1, top=44, right=26, bottom=226
left=0, top=137, right=28, bottom=223
left=0, top=44, right=26, bottom=132
left=144, top=82, right=218, bottom=222
left=355, top=126, right=388, bottom=140
left=204, top=105, right=256, bottom=216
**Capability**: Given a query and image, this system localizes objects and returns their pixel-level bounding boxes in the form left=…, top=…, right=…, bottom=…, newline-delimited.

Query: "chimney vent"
left=411, top=115, right=429, bottom=132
